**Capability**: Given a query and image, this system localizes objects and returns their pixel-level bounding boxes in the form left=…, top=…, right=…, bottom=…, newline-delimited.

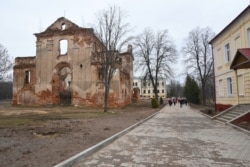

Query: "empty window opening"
left=80, top=64, right=83, bottom=68
left=61, top=23, right=66, bottom=30
left=25, top=70, right=30, bottom=84
left=60, top=39, right=68, bottom=55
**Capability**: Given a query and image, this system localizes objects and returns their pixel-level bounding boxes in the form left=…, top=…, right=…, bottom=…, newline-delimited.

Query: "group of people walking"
left=167, top=97, right=187, bottom=108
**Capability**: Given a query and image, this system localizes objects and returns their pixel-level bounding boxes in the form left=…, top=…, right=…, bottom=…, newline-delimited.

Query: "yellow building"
left=133, top=77, right=167, bottom=98
left=209, top=5, right=250, bottom=111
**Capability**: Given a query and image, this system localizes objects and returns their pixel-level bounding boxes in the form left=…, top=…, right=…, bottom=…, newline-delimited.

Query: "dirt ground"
left=0, top=100, right=162, bottom=167
left=1, top=101, right=249, bottom=167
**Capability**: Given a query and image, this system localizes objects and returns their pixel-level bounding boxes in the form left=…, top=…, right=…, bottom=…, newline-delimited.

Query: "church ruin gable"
left=13, top=17, right=133, bottom=107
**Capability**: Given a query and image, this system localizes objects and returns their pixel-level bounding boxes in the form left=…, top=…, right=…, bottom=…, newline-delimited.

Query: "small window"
left=162, top=82, right=164, bottom=86
left=247, top=28, right=250, bottom=48
left=61, top=23, right=66, bottom=30
left=227, top=77, right=233, bottom=95
left=135, top=82, right=138, bottom=86
left=143, top=90, right=146, bottom=94
left=148, top=83, right=150, bottom=86
left=59, top=39, right=68, bottom=55
left=25, top=70, right=30, bottom=84
left=162, top=89, right=164, bottom=93
left=148, top=90, right=150, bottom=93
left=225, top=43, right=230, bottom=63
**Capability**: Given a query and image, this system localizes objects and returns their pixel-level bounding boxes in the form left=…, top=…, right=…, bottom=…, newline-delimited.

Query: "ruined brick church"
left=13, top=17, right=133, bottom=107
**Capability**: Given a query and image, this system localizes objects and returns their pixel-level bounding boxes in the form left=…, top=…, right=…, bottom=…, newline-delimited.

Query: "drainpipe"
left=211, top=45, right=217, bottom=111
left=235, top=69, right=239, bottom=104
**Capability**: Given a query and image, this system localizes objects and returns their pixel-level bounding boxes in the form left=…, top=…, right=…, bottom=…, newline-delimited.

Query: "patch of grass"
left=0, top=111, right=113, bottom=128
left=0, top=117, right=33, bottom=128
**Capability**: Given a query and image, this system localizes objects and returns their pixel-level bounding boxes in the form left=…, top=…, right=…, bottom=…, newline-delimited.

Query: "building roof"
left=209, top=5, right=250, bottom=44
left=230, top=48, right=250, bottom=69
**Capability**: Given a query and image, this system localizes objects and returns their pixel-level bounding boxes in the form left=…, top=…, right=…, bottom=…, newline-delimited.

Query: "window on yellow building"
left=227, top=77, right=233, bottom=95
left=225, top=43, right=230, bottom=63
left=248, top=28, right=250, bottom=48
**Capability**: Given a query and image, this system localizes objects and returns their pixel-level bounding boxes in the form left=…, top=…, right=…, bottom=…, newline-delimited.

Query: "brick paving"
left=72, top=104, right=250, bottom=167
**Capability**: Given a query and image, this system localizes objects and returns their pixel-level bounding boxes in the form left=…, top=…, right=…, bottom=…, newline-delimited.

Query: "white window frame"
left=226, top=77, right=233, bottom=96
left=225, top=43, right=230, bottom=63
left=247, top=28, right=250, bottom=48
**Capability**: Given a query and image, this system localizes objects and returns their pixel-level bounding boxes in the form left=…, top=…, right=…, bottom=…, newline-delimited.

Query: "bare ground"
left=0, top=100, right=162, bottom=167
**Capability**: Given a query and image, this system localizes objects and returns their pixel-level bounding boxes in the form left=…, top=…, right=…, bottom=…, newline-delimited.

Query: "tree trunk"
left=201, top=83, right=206, bottom=105
left=103, top=75, right=110, bottom=112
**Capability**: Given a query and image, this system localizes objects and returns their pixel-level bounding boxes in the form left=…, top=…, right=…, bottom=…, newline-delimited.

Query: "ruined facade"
left=13, top=17, right=133, bottom=107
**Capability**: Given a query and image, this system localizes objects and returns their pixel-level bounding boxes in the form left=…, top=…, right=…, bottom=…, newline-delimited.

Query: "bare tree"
left=167, top=80, right=183, bottom=98
left=0, top=44, right=12, bottom=81
left=94, top=5, right=133, bottom=112
left=182, top=27, right=215, bottom=105
left=134, top=28, right=177, bottom=101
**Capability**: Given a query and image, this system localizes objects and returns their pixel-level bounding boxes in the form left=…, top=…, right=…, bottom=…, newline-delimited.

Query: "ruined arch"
left=52, top=62, right=72, bottom=105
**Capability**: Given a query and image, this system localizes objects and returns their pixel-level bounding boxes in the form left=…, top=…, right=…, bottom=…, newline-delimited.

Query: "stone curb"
left=53, top=107, right=163, bottom=167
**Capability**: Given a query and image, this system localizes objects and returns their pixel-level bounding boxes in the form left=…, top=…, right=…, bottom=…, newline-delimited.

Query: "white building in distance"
left=133, top=77, right=167, bottom=98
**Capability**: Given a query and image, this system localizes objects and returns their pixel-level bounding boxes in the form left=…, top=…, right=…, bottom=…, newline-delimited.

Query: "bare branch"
left=182, top=27, right=215, bottom=104
left=134, top=28, right=177, bottom=99
left=0, top=44, right=12, bottom=81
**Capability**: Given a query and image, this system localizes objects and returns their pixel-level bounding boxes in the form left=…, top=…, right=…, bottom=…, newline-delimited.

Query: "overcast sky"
left=1, top=0, right=249, bottom=82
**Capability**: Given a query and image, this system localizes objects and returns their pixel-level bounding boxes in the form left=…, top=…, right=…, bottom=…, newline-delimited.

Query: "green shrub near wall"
left=151, top=98, right=159, bottom=108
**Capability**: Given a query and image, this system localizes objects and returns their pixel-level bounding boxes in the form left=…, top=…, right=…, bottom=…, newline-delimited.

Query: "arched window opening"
left=61, top=23, right=66, bottom=30
left=59, top=39, right=68, bottom=55
left=25, top=70, right=30, bottom=84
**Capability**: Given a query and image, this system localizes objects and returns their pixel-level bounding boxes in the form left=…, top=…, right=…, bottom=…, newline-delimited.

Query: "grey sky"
left=1, top=0, right=249, bottom=82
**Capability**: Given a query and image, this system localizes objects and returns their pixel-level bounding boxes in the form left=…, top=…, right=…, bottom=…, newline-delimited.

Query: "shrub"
left=207, top=109, right=212, bottom=115
left=160, top=97, right=163, bottom=105
left=151, top=98, right=159, bottom=108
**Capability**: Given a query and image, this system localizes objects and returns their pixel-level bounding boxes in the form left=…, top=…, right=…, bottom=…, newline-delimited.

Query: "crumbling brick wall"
left=13, top=17, right=133, bottom=108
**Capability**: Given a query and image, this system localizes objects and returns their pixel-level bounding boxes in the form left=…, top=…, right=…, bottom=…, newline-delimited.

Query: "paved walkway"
left=72, top=104, right=250, bottom=167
